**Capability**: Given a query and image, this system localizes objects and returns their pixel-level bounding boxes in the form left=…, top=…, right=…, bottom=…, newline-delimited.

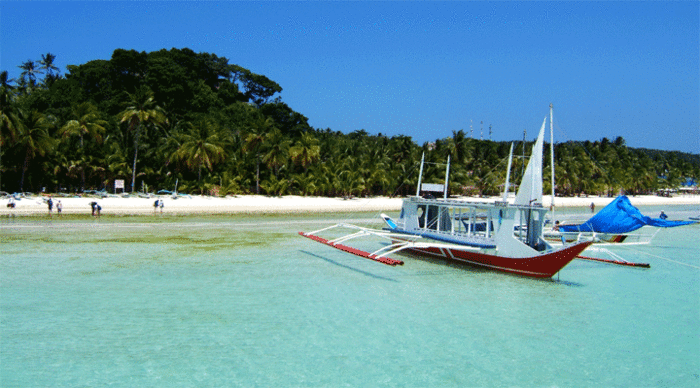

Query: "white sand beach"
left=2, top=194, right=699, bottom=217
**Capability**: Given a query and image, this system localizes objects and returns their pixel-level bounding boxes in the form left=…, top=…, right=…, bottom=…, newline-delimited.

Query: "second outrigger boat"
left=544, top=195, right=695, bottom=245
left=299, top=108, right=592, bottom=278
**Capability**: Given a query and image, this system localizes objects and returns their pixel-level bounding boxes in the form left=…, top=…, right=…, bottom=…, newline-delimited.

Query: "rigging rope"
left=613, top=245, right=700, bottom=270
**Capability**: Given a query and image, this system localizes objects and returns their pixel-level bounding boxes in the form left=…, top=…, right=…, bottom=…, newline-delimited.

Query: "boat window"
left=439, top=207, right=452, bottom=232
left=417, top=205, right=426, bottom=228
left=426, top=205, right=439, bottom=230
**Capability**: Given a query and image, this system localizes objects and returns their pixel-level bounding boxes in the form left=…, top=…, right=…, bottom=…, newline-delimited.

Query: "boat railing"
left=406, top=195, right=545, bottom=211
left=407, top=214, right=496, bottom=246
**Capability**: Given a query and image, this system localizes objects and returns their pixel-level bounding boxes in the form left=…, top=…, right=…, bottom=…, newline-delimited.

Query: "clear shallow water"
left=1, top=207, right=699, bottom=387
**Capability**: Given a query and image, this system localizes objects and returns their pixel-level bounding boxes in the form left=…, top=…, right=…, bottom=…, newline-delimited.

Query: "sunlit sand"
left=2, top=194, right=698, bottom=217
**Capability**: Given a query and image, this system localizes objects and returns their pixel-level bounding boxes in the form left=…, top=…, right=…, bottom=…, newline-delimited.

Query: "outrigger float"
left=300, top=107, right=593, bottom=278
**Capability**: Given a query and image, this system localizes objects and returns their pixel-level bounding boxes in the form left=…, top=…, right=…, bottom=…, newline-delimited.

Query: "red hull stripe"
left=403, top=241, right=591, bottom=278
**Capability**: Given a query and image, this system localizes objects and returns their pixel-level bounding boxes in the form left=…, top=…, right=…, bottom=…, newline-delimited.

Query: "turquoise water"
left=2, top=206, right=699, bottom=387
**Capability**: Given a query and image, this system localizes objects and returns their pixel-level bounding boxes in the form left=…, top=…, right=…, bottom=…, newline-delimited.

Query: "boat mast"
left=550, top=104, right=555, bottom=212
left=416, top=152, right=425, bottom=197
left=444, top=155, right=450, bottom=200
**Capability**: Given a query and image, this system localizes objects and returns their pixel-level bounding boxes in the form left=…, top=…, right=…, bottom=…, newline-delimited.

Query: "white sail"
left=503, top=142, right=514, bottom=202
left=514, top=117, right=546, bottom=206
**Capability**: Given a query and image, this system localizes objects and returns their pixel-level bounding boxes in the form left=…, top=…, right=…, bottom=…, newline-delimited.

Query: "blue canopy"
left=559, top=195, right=696, bottom=234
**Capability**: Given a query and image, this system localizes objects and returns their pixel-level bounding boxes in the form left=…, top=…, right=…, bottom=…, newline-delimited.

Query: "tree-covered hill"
left=1, top=48, right=698, bottom=197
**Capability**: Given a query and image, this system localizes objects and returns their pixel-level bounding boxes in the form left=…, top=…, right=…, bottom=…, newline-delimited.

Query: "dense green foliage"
left=2, top=48, right=698, bottom=197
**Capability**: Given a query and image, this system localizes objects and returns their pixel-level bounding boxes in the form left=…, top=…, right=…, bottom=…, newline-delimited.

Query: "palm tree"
left=65, top=155, right=91, bottom=192
left=60, top=102, right=107, bottom=148
left=260, top=174, right=290, bottom=196
left=18, top=60, right=43, bottom=90
left=170, top=118, right=226, bottom=183
left=389, top=134, right=417, bottom=164
left=39, top=53, right=60, bottom=85
left=308, top=163, right=332, bottom=196
left=58, top=103, right=107, bottom=192
left=218, top=169, right=245, bottom=195
left=289, top=131, right=320, bottom=171
left=15, top=110, right=55, bottom=191
left=105, top=142, right=130, bottom=191
left=0, top=71, right=17, bottom=134
left=336, top=169, right=365, bottom=197
left=262, top=128, right=291, bottom=178
left=391, top=162, right=417, bottom=197
left=366, top=162, right=391, bottom=195
left=449, top=129, right=469, bottom=164
left=1, top=71, right=19, bottom=191
left=118, top=86, right=167, bottom=192
left=243, top=114, right=276, bottom=194
left=291, top=173, right=318, bottom=196
left=555, top=153, right=579, bottom=196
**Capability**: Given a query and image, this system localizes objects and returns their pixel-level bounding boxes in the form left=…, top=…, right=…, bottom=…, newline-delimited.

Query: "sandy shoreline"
left=2, top=194, right=699, bottom=217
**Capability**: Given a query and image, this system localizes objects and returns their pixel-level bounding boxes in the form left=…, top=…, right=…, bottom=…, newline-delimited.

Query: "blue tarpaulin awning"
left=559, top=195, right=695, bottom=234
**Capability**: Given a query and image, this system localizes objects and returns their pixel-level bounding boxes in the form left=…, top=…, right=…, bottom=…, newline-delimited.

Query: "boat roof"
left=405, top=196, right=546, bottom=211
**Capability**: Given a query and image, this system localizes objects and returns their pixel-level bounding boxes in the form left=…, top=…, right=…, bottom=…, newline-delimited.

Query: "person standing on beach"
left=590, top=202, right=595, bottom=213
left=6, top=196, right=16, bottom=218
left=56, top=200, right=62, bottom=216
left=154, top=199, right=160, bottom=213
left=47, top=196, right=53, bottom=215
left=159, top=199, right=164, bottom=213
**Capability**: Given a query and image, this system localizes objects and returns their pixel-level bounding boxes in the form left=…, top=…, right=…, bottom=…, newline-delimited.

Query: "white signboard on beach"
left=421, top=183, right=444, bottom=192
left=115, top=179, right=124, bottom=189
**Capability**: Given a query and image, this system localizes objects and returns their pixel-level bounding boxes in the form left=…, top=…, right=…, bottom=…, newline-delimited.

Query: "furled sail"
left=514, top=117, right=546, bottom=206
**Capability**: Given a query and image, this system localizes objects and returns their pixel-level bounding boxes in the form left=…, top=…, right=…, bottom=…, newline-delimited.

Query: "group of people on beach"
left=6, top=195, right=102, bottom=217
left=46, top=196, right=63, bottom=215
left=154, top=198, right=165, bottom=213
left=34, top=196, right=65, bottom=216
left=89, top=201, right=101, bottom=217
left=5, top=195, right=169, bottom=217
left=43, top=196, right=99, bottom=217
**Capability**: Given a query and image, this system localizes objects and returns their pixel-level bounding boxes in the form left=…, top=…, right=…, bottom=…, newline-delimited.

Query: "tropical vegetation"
left=1, top=48, right=698, bottom=198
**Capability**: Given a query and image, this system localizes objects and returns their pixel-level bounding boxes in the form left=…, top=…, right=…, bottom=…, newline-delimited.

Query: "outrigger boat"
left=299, top=109, right=592, bottom=278
left=541, top=195, right=696, bottom=268
left=544, top=195, right=695, bottom=245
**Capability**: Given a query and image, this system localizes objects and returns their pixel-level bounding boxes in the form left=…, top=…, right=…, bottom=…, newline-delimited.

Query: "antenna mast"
left=444, top=156, right=450, bottom=200
left=416, top=152, right=425, bottom=197
left=550, top=104, right=555, bottom=211
left=521, top=129, right=526, bottom=179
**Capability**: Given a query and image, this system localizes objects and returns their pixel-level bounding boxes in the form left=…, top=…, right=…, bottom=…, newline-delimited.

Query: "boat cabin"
left=394, top=196, right=550, bottom=252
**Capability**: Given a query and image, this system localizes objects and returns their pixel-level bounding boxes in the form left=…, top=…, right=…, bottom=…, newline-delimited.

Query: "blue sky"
left=2, top=1, right=698, bottom=153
